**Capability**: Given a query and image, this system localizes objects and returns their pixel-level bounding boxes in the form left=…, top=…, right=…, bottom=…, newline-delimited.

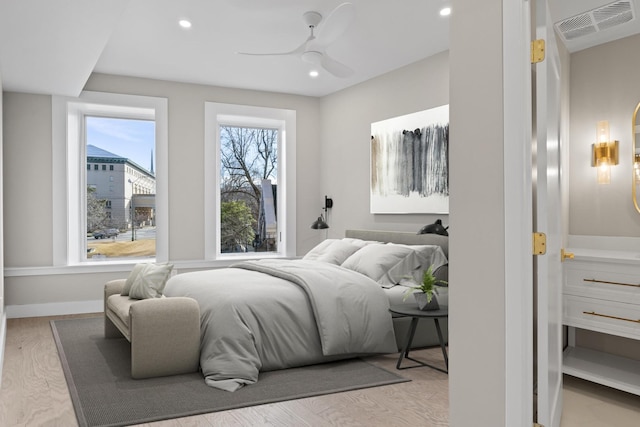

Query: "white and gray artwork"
left=370, top=105, right=449, bottom=214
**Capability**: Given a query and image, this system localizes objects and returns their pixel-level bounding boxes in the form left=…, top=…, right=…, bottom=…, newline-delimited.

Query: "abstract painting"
left=370, top=105, right=449, bottom=214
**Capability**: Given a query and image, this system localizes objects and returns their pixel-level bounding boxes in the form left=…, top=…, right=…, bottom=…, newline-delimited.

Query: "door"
left=533, top=0, right=564, bottom=425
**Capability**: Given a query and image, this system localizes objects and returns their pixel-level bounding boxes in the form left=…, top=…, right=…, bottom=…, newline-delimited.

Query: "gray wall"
left=569, top=33, right=640, bottom=358
left=85, top=73, right=323, bottom=260
left=3, top=93, right=53, bottom=267
left=319, top=52, right=450, bottom=236
left=569, top=33, right=640, bottom=236
left=0, top=72, right=5, bottom=372
left=0, top=72, right=3, bottom=312
left=2, top=75, right=322, bottom=308
left=3, top=58, right=444, bottom=310
left=449, top=0, right=506, bottom=424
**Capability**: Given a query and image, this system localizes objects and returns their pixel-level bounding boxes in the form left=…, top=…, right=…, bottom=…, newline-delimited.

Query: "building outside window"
left=53, top=91, right=168, bottom=266
left=85, top=117, right=156, bottom=260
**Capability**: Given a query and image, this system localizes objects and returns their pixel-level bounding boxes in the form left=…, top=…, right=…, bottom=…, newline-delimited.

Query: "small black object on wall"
left=418, top=219, right=449, bottom=236
left=311, top=196, right=333, bottom=229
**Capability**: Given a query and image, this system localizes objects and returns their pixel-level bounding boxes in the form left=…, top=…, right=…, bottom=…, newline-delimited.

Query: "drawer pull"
left=583, top=278, right=640, bottom=288
left=583, top=311, right=640, bottom=324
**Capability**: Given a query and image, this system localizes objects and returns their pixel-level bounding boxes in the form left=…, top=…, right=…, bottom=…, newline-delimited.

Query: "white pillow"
left=303, top=239, right=361, bottom=265
left=127, top=263, right=174, bottom=300
left=341, top=238, right=379, bottom=248
left=121, top=263, right=147, bottom=296
left=341, top=243, right=420, bottom=288
left=303, top=239, right=339, bottom=260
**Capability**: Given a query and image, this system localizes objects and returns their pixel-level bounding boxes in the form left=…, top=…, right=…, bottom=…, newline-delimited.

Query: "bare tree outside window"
left=87, top=186, right=108, bottom=232
left=220, top=126, right=278, bottom=253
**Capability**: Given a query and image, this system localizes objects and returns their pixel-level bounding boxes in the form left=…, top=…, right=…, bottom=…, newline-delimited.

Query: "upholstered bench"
left=104, top=278, right=201, bottom=379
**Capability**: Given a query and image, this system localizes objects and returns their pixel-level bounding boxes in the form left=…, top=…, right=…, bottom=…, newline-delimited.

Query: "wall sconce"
left=310, top=196, right=333, bottom=229
left=591, top=120, right=618, bottom=184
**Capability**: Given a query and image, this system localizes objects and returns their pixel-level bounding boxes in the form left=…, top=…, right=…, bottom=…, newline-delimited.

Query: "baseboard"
left=6, top=300, right=103, bottom=319
left=0, top=312, right=6, bottom=390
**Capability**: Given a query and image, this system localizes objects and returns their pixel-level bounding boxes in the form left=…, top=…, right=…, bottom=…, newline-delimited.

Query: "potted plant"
left=403, top=265, right=448, bottom=311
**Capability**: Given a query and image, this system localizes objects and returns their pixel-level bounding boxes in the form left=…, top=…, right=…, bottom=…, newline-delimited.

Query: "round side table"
left=389, top=303, right=448, bottom=373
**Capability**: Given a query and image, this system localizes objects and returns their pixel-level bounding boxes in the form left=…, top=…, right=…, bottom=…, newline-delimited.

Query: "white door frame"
left=503, top=0, right=534, bottom=425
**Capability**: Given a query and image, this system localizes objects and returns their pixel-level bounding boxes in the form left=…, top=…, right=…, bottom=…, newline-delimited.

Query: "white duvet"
left=163, top=259, right=397, bottom=391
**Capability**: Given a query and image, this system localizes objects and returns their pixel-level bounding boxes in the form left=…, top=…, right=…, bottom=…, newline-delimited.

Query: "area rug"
left=51, top=317, right=409, bottom=427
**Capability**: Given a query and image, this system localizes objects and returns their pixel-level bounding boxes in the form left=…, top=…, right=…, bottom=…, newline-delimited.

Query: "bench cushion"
left=106, top=294, right=135, bottom=340
left=108, top=294, right=135, bottom=324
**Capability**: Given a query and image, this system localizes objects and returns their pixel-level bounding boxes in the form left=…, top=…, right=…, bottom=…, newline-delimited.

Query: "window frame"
left=53, top=91, right=168, bottom=267
left=204, top=102, right=296, bottom=260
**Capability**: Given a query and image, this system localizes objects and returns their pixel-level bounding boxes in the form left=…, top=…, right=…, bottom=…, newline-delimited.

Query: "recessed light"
left=440, top=7, right=451, bottom=17
left=309, top=70, right=319, bottom=78
left=179, top=19, right=192, bottom=29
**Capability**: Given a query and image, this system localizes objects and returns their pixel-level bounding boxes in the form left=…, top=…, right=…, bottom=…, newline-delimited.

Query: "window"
left=219, top=126, right=278, bottom=254
left=84, top=113, right=156, bottom=259
left=87, top=164, right=91, bottom=170
left=53, top=91, right=168, bottom=266
left=204, top=102, right=296, bottom=260
left=85, top=116, right=156, bottom=260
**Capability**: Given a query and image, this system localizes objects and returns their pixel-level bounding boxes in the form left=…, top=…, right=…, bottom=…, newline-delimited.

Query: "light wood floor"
left=0, top=315, right=449, bottom=427
left=1, top=315, right=639, bottom=427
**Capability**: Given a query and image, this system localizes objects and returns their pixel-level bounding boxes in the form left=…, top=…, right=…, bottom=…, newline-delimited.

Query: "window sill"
left=3, top=255, right=296, bottom=277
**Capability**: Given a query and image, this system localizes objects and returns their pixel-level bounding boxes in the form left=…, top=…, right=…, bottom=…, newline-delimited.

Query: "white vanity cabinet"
left=563, top=249, right=640, bottom=396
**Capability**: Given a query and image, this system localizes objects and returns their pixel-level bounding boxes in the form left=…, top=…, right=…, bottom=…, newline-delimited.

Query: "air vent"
left=555, top=1, right=634, bottom=41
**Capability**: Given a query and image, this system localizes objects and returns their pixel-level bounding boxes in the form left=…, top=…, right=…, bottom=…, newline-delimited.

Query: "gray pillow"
left=388, top=243, right=448, bottom=283
left=127, top=263, right=175, bottom=299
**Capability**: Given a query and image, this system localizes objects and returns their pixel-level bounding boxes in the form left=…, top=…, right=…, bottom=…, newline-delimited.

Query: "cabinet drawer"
left=565, top=264, right=640, bottom=305
left=564, top=295, right=640, bottom=340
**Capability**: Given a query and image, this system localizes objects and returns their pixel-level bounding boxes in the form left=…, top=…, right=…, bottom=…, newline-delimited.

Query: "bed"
left=163, top=229, right=448, bottom=392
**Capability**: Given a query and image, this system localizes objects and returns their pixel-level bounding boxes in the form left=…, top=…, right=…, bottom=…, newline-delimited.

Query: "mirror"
left=634, top=102, right=640, bottom=213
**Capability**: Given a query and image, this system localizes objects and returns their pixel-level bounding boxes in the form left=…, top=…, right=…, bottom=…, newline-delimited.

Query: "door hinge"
left=533, top=232, right=546, bottom=255
left=531, top=39, right=545, bottom=64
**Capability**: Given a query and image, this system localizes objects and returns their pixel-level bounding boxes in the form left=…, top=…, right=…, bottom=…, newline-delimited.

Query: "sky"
left=86, top=116, right=155, bottom=172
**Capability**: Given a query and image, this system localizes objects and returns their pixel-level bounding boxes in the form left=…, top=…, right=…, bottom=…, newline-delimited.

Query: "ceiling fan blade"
left=321, top=53, right=354, bottom=78
left=237, top=37, right=310, bottom=57
left=316, top=2, right=355, bottom=47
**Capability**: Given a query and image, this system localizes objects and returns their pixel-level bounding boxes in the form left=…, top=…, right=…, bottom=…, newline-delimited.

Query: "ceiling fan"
left=237, top=2, right=355, bottom=78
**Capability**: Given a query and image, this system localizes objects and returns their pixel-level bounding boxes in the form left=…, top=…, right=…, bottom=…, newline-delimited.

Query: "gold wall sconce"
left=591, top=120, right=618, bottom=184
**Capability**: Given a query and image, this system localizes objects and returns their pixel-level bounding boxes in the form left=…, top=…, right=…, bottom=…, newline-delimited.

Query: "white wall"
left=569, top=33, right=640, bottom=237
left=319, top=52, right=450, bottom=236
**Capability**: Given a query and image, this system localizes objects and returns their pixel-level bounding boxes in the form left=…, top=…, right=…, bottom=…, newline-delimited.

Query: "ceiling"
left=0, top=0, right=639, bottom=98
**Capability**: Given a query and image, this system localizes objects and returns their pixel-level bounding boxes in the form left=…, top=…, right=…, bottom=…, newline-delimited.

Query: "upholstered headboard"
left=345, top=229, right=449, bottom=283
left=345, top=229, right=448, bottom=258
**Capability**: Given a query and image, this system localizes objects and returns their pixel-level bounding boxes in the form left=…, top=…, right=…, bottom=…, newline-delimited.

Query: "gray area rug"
left=51, top=317, right=409, bottom=427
